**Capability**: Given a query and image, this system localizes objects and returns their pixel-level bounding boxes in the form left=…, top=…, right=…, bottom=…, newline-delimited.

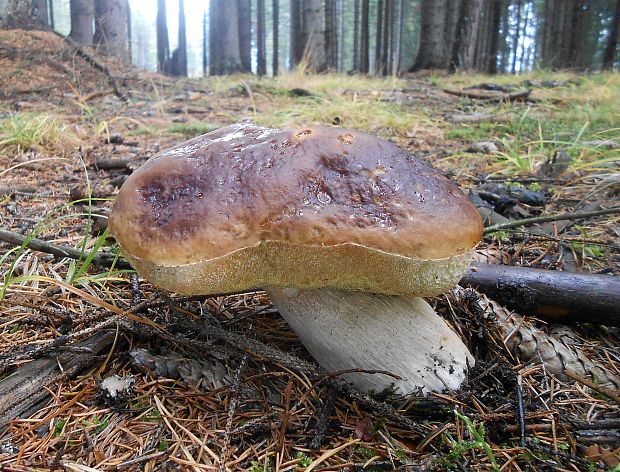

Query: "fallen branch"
left=94, top=158, right=135, bottom=171
left=0, top=227, right=130, bottom=270
left=483, top=207, right=620, bottom=234
left=445, top=112, right=513, bottom=124
left=443, top=88, right=531, bottom=103
left=460, top=263, right=620, bottom=326
left=55, top=32, right=128, bottom=102
left=0, top=331, right=115, bottom=432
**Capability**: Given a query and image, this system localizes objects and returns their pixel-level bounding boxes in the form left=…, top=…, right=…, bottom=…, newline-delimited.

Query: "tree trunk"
left=257, top=0, right=266, bottom=76
left=382, top=0, right=391, bottom=75
left=451, top=0, right=484, bottom=70
left=324, top=0, right=336, bottom=69
left=1, top=0, right=49, bottom=29
left=237, top=0, right=251, bottom=73
left=125, top=0, right=131, bottom=61
left=375, top=0, right=383, bottom=75
left=353, top=0, right=359, bottom=70
left=156, top=0, right=170, bottom=74
left=486, top=0, right=502, bottom=73
left=412, top=0, right=449, bottom=70
left=272, top=0, right=279, bottom=75
left=171, top=0, right=187, bottom=76
left=94, top=0, right=129, bottom=61
left=396, top=0, right=405, bottom=74
left=359, top=0, right=369, bottom=73
left=69, top=0, right=93, bottom=45
left=209, top=0, right=242, bottom=75
left=33, top=0, right=48, bottom=27
left=510, top=0, right=522, bottom=73
left=303, top=0, right=325, bottom=71
left=445, top=0, right=462, bottom=63
left=603, top=0, right=620, bottom=69
left=338, top=0, right=344, bottom=70
left=290, top=0, right=303, bottom=67
left=202, top=10, right=207, bottom=76
left=48, top=0, right=54, bottom=30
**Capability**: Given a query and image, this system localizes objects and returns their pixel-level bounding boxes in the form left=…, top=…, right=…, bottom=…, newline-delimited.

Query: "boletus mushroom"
left=109, top=124, right=483, bottom=394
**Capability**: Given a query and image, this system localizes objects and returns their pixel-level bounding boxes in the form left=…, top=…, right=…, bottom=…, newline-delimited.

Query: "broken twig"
left=483, top=207, right=620, bottom=234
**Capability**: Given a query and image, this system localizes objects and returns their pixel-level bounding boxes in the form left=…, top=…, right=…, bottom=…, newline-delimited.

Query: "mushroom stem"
left=265, top=287, right=474, bottom=395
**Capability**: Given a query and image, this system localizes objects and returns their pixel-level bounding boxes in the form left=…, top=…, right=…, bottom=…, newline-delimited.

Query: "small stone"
left=467, top=141, right=498, bottom=154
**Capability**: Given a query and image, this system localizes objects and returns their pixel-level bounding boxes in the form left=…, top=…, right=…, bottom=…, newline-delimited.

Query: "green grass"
left=166, top=122, right=220, bottom=137
left=441, top=410, right=499, bottom=471
left=257, top=95, right=434, bottom=138
left=0, top=113, right=75, bottom=152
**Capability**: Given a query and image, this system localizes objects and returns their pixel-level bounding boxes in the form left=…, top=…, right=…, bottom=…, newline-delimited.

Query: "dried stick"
left=0, top=331, right=115, bottom=431
left=443, top=88, right=531, bottom=102
left=219, top=355, right=248, bottom=472
left=55, top=32, right=128, bottom=102
left=460, top=263, right=620, bottom=326
left=0, top=227, right=130, bottom=269
left=483, top=207, right=620, bottom=234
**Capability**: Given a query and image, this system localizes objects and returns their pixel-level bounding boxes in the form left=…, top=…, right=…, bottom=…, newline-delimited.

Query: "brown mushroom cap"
left=109, top=124, right=483, bottom=296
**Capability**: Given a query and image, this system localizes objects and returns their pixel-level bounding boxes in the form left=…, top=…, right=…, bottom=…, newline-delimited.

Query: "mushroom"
left=109, top=124, right=483, bottom=395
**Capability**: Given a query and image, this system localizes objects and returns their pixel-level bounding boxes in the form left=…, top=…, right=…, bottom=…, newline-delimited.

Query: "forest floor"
left=0, top=30, right=619, bottom=471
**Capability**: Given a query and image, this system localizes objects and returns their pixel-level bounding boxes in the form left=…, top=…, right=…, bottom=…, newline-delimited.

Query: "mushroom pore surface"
left=109, top=124, right=483, bottom=296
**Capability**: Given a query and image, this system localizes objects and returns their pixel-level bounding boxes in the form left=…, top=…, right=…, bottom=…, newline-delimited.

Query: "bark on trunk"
left=48, top=0, right=54, bottom=29
left=303, top=0, right=325, bottom=71
left=452, top=0, right=484, bottom=70
left=290, top=0, right=303, bottom=67
left=1, top=0, right=49, bottom=30
left=381, top=0, right=391, bottom=75
left=156, top=0, right=170, bottom=74
left=375, top=0, right=383, bottom=75
left=396, top=0, right=405, bottom=74
left=272, top=0, right=279, bottom=75
left=209, top=0, right=242, bottom=75
left=352, top=0, right=359, bottom=70
left=94, top=0, right=129, bottom=61
left=411, top=0, right=449, bottom=71
left=445, top=0, right=462, bottom=63
left=170, top=0, right=187, bottom=76
left=256, top=0, right=266, bottom=76
left=511, top=0, right=522, bottom=73
left=237, top=0, right=251, bottom=72
left=603, top=0, right=620, bottom=69
left=486, top=0, right=502, bottom=73
left=202, top=10, right=207, bottom=76
left=324, top=0, right=335, bottom=69
left=359, top=0, right=369, bottom=73
left=69, top=0, right=93, bottom=45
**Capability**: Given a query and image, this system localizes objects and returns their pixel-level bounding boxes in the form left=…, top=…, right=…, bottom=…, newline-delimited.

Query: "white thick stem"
left=266, top=287, right=474, bottom=395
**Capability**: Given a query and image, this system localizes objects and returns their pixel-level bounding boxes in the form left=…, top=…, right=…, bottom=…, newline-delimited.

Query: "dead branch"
left=0, top=227, right=130, bottom=269
left=0, top=331, right=115, bottom=432
left=94, top=158, right=135, bottom=170
left=483, top=206, right=620, bottom=234
left=443, top=88, right=532, bottom=103
left=460, top=263, right=620, bottom=326
left=55, top=32, right=128, bottom=102
left=445, top=112, right=513, bottom=123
